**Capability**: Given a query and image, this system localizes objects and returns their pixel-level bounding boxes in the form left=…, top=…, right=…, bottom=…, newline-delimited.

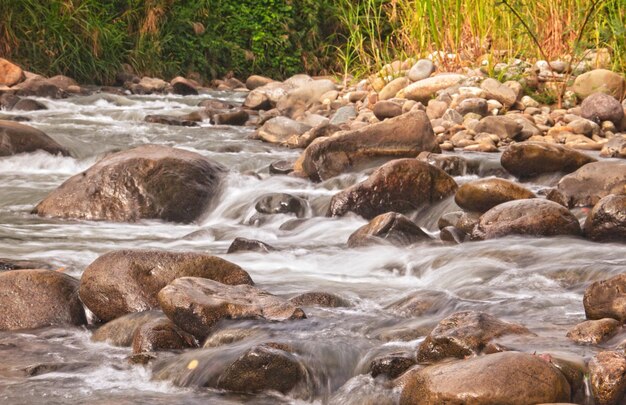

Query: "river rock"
left=408, top=59, right=435, bottom=82
left=0, top=58, right=24, bottom=86
left=566, top=318, right=621, bottom=345
left=584, top=273, right=626, bottom=322
left=276, top=79, right=336, bottom=117
left=0, top=270, right=86, bottom=331
left=584, top=194, right=626, bottom=242
left=12, top=98, right=47, bottom=111
left=386, top=290, right=455, bottom=317
left=581, top=92, right=625, bottom=125
left=472, top=199, right=582, bottom=240
left=400, top=352, right=571, bottom=405
left=47, top=75, right=78, bottom=91
left=14, top=77, right=64, bottom=98
left=135, top=77, right=168, bottom=94
left=369, top=351, right=417, bottom=378
left=170, top=77, right=198, bottom=95
left=289, top=291, right=349, bottom=308
left=455, top=178, right=535, bottom=213
left=255, top=193, right=307, bottom=218
left=0, top=120, right=69, bottom=157
left=294, top=110, right=440, bottom=181
left=145, top=114, right=198, bottom=126
left=600, top=136, right=626, bottom=158
left=589, top=351, right=626, bottom=405
left=481, top=78, right=517, bottom=107
left=132, top=317, right=197, bottom=354
left=455, top=97, right=488, bottom=116
left=227, top=237, right=276, bottom=254
left=158, top=277, right=305, bottom=339
left=79, top=249, right=252, bottom=322
left=473, top=115, right=523, bottom=141
left=211, top=109, right=249, bottom=126
left=246, top=75, right=274, bottom=90
left=0, top=258, right=52, bottom=271
left=379, top=77, right=410, bottom=100
left=501, top=142, right=596, bottom=178
left=416, top=152, right=467, bottom=176
left=416, top=311, right=530, bottom=363
left=91, top=310, right=164, bottom=346
left=347, top=212, right=430, bottom=247
left=329, top=105, right=357, bottom=125
left=572, top=69, right=626, bottom=100
left=401, top=74, right=466, bottom=102
left=257, top=116, right=311, bottom=144
left=373, top=100, right=403, bottom=120
left=328, top=159, right=457, bottom=219
left=557, top=161, right=626, bottom=207
left=33, top=145, right=225, bottom=223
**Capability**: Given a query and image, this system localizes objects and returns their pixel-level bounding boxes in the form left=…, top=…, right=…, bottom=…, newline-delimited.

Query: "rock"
left=600, top=136, right=626, bottom=158
left=257, top=116, right=311, bottom=144
left=79, top=249, right=252, bottom=322
left=386, top=290, right=455, bottom=317
left=583, top=273, right=626, bottom=322
left=501, top=142, right=596, bottom=178
left=289, top=292, right=349, bottom=308
left=373, top=101, right=403, bottom=120
left=481, top=78, right=517, bottom=107
left=408, top=59, right=436, bottom=82
left=211, top=109, right=248, bottom=126
left=589, top=351, right=626, bottom=405
left=91, top=311, right=163, bottom=346
left=572, top=69, right=626, bottom=100
left=285, top=123, right=340, bottom=149
left=329, top=105, right=357, bottom=125
left=328, top=159, right=457, bottom=219
left=581, top=92, right=624, bottom=125
left=46, top=75, right=78, bottom=91
left=402, top=74, right=466, bottom=102
left=426, top=99, right=448, bottom=119
left=242, top=90, right=271, bottom=110
left=0, top=270, right=86, bottom=331
left=144, top=114, right=198, bottom=126
left=246, top=75, right=274, bottom=90
left=557, top=161, right=626, bottom=207
left=33, top=145, right=224, bottom=223
left=277, top=79, right=336, bottom=117
left=474, top=116, right=523, bottom=141
left=11, top=98, right=47, bottom=111
left=566, top=319, right=621, bottom=345
left=440, top=226, right=466, bottom=243
left=454, top=178, right=535, bottom=213
left=400, top=352, right=571, bottom=405
left=416, top=152, right=467, bottom=176
left=438, top=211, right=480, bottom=234
left=132, top=317, right=197, bottom=354
left=134, top=77, right=168, bottom=94
left=347, top=212, right=430, bottom=247
left=158, top=277, right=305, bottom=339
left=472, top=199, right=582, bottom=240
left=0, top=258, right=52, bottom=271
left=369, top=352, right=417, bottom=379
left=584, top=194, right=626, bottom=242
left=269, top=160, right=294, bottom=175
left=0, top=120, right=69, bottom=156
left=0, top=93, right=19, bottom=109
left=379, top=77, right=410, bottom=100
left=456, top=97, right=488, bottom=116
left=294, top=110, right=440, bottom=181
left=227, top=237, right=276, bottom=254
left=0, top=58, right=24, bottom=86
left=416, top=311, right=530, bottom=363
left=255, top=193, right=307, bottom=218
left=14, top=77, right=64, bottom=98
left=170, top=77, right=198, bottom=95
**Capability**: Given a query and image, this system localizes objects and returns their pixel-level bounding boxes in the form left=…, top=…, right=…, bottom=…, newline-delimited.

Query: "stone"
left=328, top=159, right=457, bottom=219
left=438, top=211, right=480, bottom=234
left=12, top=98, right=47, bottom=111
left=572, top=69, right=626, bottom=100
left=474, top=116, right=523, bottom=141
left=454, top=178, right=535, bottom=213
left=416, top=311, right=530, bottom=363
left=79, top=249, right=252, bottom=322
left=212, top=109, right=249, bottom=126
left=294, top=110, right=440, bottom=181
left=257, top=116, right=311, bottom=144
left=472, top=199, right=582, bottom=240
left=285, top=123, right=340, bottom=149
left=0, top=270, right=86, bottom=331
left=481, top=78, right=517, bottom=107
left=0, top=93, right=19, bottom=109
left=584, top=194, right=626, bottom=242
left=584, top=274, right=626, bottom=322
left=158, top=277, right=305, bottom=339
left=46, top=75, right=78, bottom=91
left=227, top=237, right=276, bottom=254
left=455, top=97, right=488, bottom=116
left=132, top=317, right=197, bottom=354
left=268, top=160, right=295, bottom=175
left=369, top=352, right=417, bottom=379
left=246, top=75, right=274, bottom=90
left=288, top=292, right=349, bottom=308
left=14, top=77, right=64, bottom=98
left=373, top=101, right=403, bottom=120
left=407, top=59, right=435, bottom=82
left=581, top=92, right=624, bottom=125
left=144, top=114, right=198, bottom=126
left=170, top=77, right=198, bottom=95
left=600, top=136, right=626, bottom=158
left=566, top=319, right=621, bottom=345
left=386, top=290, right=455, bottom=317
left=91, top=310, right=163, bottom=346
left=255, top=193, right=307, bottom=218
left=589, top=351, right=626, bottom=405
left=501, top=142, right=596, bottom=179
left=0, top=258, right=52, bottom=271
left=0, top=120, right=69, bottom=156
left=400, top=352, right=571, bottom=405
left=135, top=76, right=168, bottom=93
left=33, top=145, right=224, bottom=223
left=347, top=212, right=430, bottom=247
left=440, top=226, right=466, bottom=243
left=379, top=77, right=410, bottom=100
left=242, top=90, right=271, bottom=110
left=276, top=79, right=336, bottom=117
left=329, top=105, right=357, bottom=125
left=416, top=152, right=467, bottom=176
left=426, top=99, right=448, bottom=119
left=557, top=161, right=626, bottom=207
left=402, top=74, right=466, bottom=102
left=0, top=58, right=24, bottom=86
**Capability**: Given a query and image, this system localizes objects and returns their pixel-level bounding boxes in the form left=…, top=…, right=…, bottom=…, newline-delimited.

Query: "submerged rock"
left=454, top=178, right=535, bottom=213
left=501, top=142, right=596, bottom=178
left=347, top=212, right=430, bottom=247
left=0, top=120, right=69, bottom=157
left=584, top=194, right=626, bottom=242
left=557, top=161, right=626, bottom=207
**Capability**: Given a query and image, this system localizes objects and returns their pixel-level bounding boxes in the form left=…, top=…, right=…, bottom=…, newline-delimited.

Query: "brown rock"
left=170, top=77, right=198, bottom=95
left=212, top=109, right=248, bottom=126
left=481, top=78, right=518, bottom=107
left=557, top=161, right=626, bottom=207
left=402, top=74, right=466, bottom=102
left=455, top=178, right=535, bottom=213
left=566, top=318, right=621, bottom=345
left=474, top=116, right=523, bottom=141
left=589, top=351, right=626, bottom=405
left=132, top=317, right=197, bottom=354
left=46, top=75, right=78, bottom=91
left=14, top=77, right=64, bottom=98
left=379, top=77, right=410, bottom=100
left=255, top=193, right=307, bottom=218
left=91, top=310, right=163, bottom=346
left=369, top=351, right=417, bottom=378
left=572, top=69, right=626, bottom=100
left=0, top=58, right=24, bottom=86
left=416, top=152, right=467, bottom=176
left=288, top=291, right=349, bottom=308
left=79, top=249, right=252, bottom=322
left=584, top=194, right=626, bottom=242
left=0, top=257, right=53, bottom=271
left=347, top=212, right=430, bottom=247
left=256, top=116, right=311, bottom=144
left=501, top=142, right=596, bottom=179
left=386, top=290, right=455, bottom=317
left=0, top=270, right=86, bottom=331
left=581, top=92, right=625, bottom=125
left=226, top=237, right=276, bottom=254
left=246, top=75, right=274, bottom=90
left=144, top=114, right=198, bottom=126
left=600, top=136, right=626, bottom=158
left=373, top=100, right=403, bottom=120
left=584, top=273, right=626, bottom=322
left=0, top=120, right=69, bottom=157
left=12, top=98, right=47, bottom=111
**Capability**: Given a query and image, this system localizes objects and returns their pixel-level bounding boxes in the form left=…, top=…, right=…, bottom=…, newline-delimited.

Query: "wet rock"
left=557, top=161, right=626, bottom=207
left=328, top=159, right=457, bottom=219
left=481, top=78, right=517, bottom=107
left=12, top=98, right=47, bottom=111
left=132, top=317, right=197, bottom=354
left=402, top=74, right=466, bottom=102
left=584, top=194, right=626, bottom=242
left=0, top=270, right=86, bottom=331
left=584, top=273, right=626, bottom=322
left=416, top=152, right=467, bottom=176
left=572, top=69, right=626, bottom=100
left=246, top=75, right=274, bottom=90
left=289, top=291, right=349, bottom=308
left=437, top=211, right=480, bottom=234
left=501, top=142, right=596, bottom=178
left=79, top=249, right=252, bottom=322
left=400, top=352, right=571, bottom=405
left=0, top=58, right=24, bottom=86
left=455, top=97, right=488, bottom=116
left=566, top=318, right=621, bottom=345
left=294, top=110, right=439, bottom=181
left=472, top=199, right=582, bottom=240
left=379, top=77, right=410, bottom=100
left=386, top=290, right=454, bottom=317
left=589, top=351, right=626, bottom=405
left=257, top=116, right=311, bottom=144
left=0, top=257, right=53, bottom=271
left=440, top=226, right=466, bottom=243
left=347, top=212, right=430, bottom=247
left=455, top=178, right=535, bottom=213
left=408, top=59, right=435, bottom=82
left=473, top=115, right=523, bottom=141
left=227, top=237, right=276, bottom=254
left=14, top=77, right=64, bottom=98
left=581, top=92, right=624, bottom=125
left=33, top=145, right=225, bottom=223
left=373, top=101, right=403, bottom=120
left=144, top=114, right=198, bottom=126
left=369, top=352, right=416, bottom=378
left=170, top=77, right=198, bottom=95
left=91, top=310, right=163, bottom=346
left=268, top=160, right=294, bottom=175
left=416, top=311, right=530, bottom=363
left=600, top=136, right=626, bottom=158
left=158, top=277, right=305, bottom=339
left=0, top=120, right=69, bottom=156
left=255, top=193, right=307, bottom=218
left=211, top=109, right=248, bottom=126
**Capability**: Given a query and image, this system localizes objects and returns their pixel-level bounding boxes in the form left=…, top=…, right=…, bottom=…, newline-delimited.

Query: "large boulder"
left=0, top=120, right=69, bottom=157
left=400, top=352, right=571, bottom=405
left=158, top=277, right=305, bottom=339
left=294, top=110, right=440, bottom=181
left=401, top=74, right=466, bottom=102
left=33, top=145, right=225, bottom=223
left=581, top=92, right=625, bottom=125
left=572, top=69, right=626, bottom=100
left=416, top=311, right=530, bottom=363
left=347, top=212, right=430, bottom=247
left=583, top=273, right=626, bottom=322
left=79, top=249, right=252, bottom=322
left=0, top=270, right=86, bottom=331
left=501, top=142, right=596, bottom=178
left=472, top=199, right=582, bottom=240
left=589, top=351, right=626, bottom=405
left=455, top=178, right=535, bottom=213
left=328, top=159, right=457, bottom=219
left=0, top=58, right=24, bottom=86
left=557, top=161, right=626, bottom=207
left=584, top=194, right=626, bottom=242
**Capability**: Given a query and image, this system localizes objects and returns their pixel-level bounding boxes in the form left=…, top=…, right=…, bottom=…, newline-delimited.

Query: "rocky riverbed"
left=0, top=56, right=626, bottom=404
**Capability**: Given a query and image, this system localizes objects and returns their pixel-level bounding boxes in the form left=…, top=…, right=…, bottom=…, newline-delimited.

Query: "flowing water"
left=0, top=92, right=625, bottom=404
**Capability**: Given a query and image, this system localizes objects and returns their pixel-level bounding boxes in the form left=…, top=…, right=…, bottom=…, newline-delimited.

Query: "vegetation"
left=0, top=0, right=624, bottom=84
